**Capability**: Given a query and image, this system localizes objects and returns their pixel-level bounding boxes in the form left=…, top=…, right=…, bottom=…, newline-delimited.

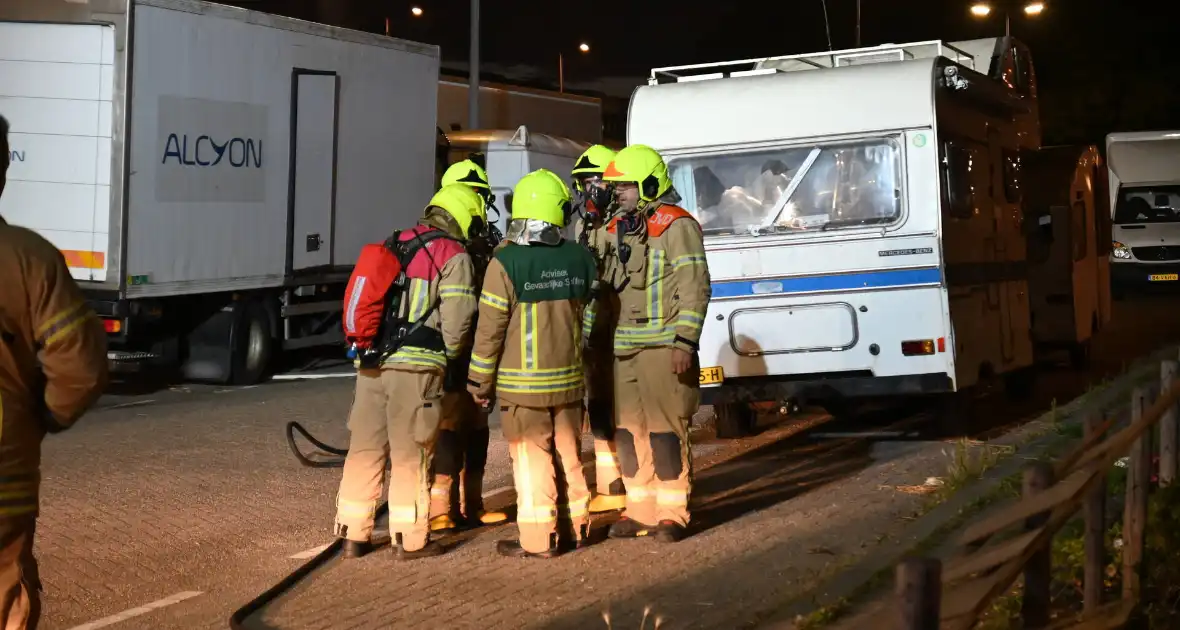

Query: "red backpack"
left=342, top=229, right=457, bottom=350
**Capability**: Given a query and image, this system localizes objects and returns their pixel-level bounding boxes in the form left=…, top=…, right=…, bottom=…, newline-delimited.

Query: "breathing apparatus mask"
left=467, top=187, right=504, bottom=257
left=571, top=174, right=616, bottom=224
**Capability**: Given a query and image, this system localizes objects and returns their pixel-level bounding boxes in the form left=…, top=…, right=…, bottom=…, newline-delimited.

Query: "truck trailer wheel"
left=231, top=301, right=274, bottom=386
left=714, top=402, right=755, bottom=439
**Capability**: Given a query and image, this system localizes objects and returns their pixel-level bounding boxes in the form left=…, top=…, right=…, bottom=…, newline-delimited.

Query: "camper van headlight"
left=1112, top=241, right=1132, bottom=259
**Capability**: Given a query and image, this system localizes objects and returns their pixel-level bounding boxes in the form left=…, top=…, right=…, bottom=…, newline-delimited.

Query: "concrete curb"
left=753, top=345, right=1178, bottom=629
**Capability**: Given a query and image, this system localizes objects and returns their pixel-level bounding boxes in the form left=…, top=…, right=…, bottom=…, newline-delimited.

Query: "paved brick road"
left=31, top=294, right=1180, bottom=630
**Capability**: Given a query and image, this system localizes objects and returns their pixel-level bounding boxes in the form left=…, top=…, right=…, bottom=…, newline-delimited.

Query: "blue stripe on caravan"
left=710, top=267, right=942, bottom=299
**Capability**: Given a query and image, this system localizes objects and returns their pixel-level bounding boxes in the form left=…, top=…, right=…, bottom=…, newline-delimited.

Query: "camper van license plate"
left=700, top=367, right=725, bottom=385
left=1149, top=274, right=1179, bottom=282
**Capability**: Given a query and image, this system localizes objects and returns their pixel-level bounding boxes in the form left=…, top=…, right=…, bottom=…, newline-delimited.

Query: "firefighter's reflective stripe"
left=336, top=497, right=378, bottom=520
left=514, top=442, right=557, bottom=525
left=387, top=505, right=419, bottom=524
left=671, top=253, right=707, bottom=270
left=520, top=304, right=538, bottom=370
left=440, top=283, right=475, bottom=358
left=469, top=352, right=498, bottom=376
left=656, top=488, right=689, bottom=509
left=496, top=364, right=583, bottom=395
left=405, top=279, right=431, bottom=321
left=612, top=248, right=678, bottom=352
left=562, top=498, right=589, bottom=520
left=37, top=301, right=90, bottom=347
left=581, top=300, right=597, bottom=340
left=383, top=346, right=447, bottom=370
left=479, top=291, right=510, bottom=312
left=626, top=487, right=652, bottom=504
left=380, top=277, right=448, bottom=368
left=614, top=323, right=677, bottom=350
left=676, top=310, right=704, bottom=333
left=0, top=471, right=38, bottom=517
left=646, top=250, right=665, bottom=320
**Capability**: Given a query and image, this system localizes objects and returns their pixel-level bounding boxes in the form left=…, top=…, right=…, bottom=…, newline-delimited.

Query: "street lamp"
left=969, top=2, right=1044, bottom=36
left=559, top=42, right=591, bottom=93
left=385, top=7, right=424, bottom=36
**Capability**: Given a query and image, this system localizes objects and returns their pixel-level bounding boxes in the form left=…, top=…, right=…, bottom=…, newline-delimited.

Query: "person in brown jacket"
left=600, top=144, right=712, bottom=543
left=429, top=159, right=507, bottom=534
left=334, top=184, right=482, bottom=560
left=0, top=114, right=110, bottom=629
left=570, top=145, right=628, bottom=514
left=468, top=169, right=598, bottom=558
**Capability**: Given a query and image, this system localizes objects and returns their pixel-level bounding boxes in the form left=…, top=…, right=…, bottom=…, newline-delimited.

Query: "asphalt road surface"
left=33, top=293, right=1180, bottom=630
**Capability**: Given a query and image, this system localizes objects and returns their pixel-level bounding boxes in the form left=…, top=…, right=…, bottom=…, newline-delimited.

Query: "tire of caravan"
left=630, top=39, right=1043, bottom=436
left=0, top=0, right=440, bottom=384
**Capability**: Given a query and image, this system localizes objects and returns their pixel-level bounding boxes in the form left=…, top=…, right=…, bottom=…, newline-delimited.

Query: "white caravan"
left=629, top=38, right=1041, bottom=436
left=442, top=126, right=591, bottom=239
left=0, top=0, right=439, bottom=384
left=1105, top=131, right=1180, bottom=295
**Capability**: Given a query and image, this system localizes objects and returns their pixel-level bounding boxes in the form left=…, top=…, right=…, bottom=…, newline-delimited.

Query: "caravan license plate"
left=1149, top=274, right=1179, bottom=282
left=699, top=366, right=724, bottom=385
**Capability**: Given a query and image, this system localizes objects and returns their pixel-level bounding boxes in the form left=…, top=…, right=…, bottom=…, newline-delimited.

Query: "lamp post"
left=970, top=2, right=1045, bottom=37
left=468, top=0, right=480, bottom=130
left=558, top=42, right=590, bottom=93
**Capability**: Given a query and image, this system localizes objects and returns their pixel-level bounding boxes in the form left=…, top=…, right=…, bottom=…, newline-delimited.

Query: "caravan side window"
left=941, top=141, right=975, bottom=219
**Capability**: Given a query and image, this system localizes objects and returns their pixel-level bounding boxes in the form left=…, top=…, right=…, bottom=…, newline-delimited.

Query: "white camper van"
left=1105, top=131, right=1180, bottom=296
left=0, top=0, right=439, bottom=384
left=630, top=38, right=1041, bottom=436
left=443, top=126, right=591, bottom=238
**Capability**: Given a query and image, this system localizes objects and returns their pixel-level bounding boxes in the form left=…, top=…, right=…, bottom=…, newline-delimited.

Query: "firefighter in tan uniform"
left=428, top=160, right=507, bottom=533
left=0, top=114, right=110, bottom=629
left=334, top=184, right=483, bottom=560
left=569, top=145, right=627, bottom=513
left=599, top=145, right=711, bottom=542
left=467, top=169, right=598, bottom=558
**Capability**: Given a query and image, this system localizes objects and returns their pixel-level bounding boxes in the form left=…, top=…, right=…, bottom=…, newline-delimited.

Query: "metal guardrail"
left=890, top=354, right=1180, bottom=630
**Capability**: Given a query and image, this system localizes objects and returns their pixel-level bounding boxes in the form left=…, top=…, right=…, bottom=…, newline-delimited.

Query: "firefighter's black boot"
left=394, top=534, right=445, bottom=560
left=497, top=533, right=561, bottom=559
left=341, top=539, right=371, bottom=559
left=653, top=520, right=686, bottom=543
left=608, top=517, right=654, bottom=539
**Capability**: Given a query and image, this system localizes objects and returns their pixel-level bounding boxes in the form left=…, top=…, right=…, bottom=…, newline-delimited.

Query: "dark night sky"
left=232, top=0, right=1179, bottom=145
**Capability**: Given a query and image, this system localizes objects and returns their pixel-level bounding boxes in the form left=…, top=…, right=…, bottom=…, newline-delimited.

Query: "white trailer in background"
left=0, top=0, right=439, bottom=384
left=630, top=38, right=1042, bottom=436
left=437, top=75, right=603, bottom=144
left=1105, top=131, right=1180, bottom=296
left=442, top=125, right=590, bottom=237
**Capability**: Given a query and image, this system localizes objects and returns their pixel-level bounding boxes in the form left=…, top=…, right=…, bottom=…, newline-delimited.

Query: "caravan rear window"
left=666, top=138, right=902, bottom=237
left=1114, top=186, right=1180, bottom=224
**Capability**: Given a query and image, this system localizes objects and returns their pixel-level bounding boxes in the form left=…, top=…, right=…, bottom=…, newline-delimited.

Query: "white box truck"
left=0, top=0, right=440, bottom=384
left=1105, top=131, right=1180, bottom=296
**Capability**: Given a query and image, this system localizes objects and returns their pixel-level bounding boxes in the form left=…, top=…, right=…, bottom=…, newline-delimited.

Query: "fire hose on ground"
left=228, top=421, right=386, bottom=630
